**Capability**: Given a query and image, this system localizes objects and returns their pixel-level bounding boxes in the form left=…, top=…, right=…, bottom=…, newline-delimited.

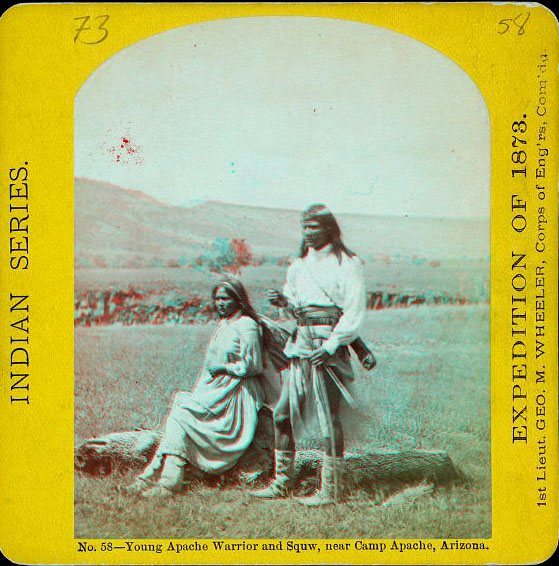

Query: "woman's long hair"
left=212, top=278, right=288, bottom=370
left=299, top=203, right=356, bottom=263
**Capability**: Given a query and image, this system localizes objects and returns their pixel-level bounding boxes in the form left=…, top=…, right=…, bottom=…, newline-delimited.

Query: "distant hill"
left=75, top=177, right=489, bottom=268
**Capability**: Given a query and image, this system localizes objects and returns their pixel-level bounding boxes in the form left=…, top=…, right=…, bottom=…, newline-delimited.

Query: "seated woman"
left=123, top=278, right=265, bottom=498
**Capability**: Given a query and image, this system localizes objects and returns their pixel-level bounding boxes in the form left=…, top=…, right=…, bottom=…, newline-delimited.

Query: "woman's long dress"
left=156, top=312, right=264, bottom=474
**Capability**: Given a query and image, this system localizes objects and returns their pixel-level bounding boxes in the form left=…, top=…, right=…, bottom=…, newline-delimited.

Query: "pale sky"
left=75, top=17, right=490, bottom=218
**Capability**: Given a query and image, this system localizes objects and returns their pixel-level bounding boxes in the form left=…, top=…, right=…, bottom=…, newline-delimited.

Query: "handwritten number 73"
left=497, top=12, right=530, bottom=36
left=74, top=15, right=109, bottom=44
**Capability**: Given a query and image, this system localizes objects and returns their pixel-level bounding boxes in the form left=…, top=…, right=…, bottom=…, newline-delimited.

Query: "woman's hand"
left=207, top=364, right=227, bottom=376
left=309, top=347, right=331, bottom=366
left=266, top=289, right=288, bottom=308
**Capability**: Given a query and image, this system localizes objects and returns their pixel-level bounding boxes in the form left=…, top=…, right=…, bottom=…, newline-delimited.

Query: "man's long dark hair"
left=299, top=203, right=356, bottom=263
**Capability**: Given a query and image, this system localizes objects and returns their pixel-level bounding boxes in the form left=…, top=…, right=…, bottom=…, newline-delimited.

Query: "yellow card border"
left=1, top=2, right=558, bottom=564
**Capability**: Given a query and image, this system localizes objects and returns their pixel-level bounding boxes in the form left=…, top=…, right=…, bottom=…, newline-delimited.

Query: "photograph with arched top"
left=74, top=16, right=490, bottom=539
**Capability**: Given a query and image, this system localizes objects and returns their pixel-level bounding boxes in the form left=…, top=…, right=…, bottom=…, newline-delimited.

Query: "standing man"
left=251, top=203, right=366, bottom=506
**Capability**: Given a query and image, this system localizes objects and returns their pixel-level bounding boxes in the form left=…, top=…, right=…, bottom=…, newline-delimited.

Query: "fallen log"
left=75, top=407, right=461, bottom=490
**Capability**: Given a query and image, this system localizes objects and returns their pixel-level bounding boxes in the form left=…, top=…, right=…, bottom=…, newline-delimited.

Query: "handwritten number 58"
left=74, top=15, right=109, bottom=44
left=497, top=12, right=530, bottom=36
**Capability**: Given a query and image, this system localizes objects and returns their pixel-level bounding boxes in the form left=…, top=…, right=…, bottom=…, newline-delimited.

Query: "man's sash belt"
left=293, top=305, right=376, bottom=371
left=294, top=305, right=341, bottom=327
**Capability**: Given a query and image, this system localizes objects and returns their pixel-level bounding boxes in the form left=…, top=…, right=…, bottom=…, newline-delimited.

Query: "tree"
left=197, top=237, right=253, bottom=275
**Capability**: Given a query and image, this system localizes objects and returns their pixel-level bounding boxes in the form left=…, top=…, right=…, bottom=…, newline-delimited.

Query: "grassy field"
left=75, top=304, right=490, bottom=539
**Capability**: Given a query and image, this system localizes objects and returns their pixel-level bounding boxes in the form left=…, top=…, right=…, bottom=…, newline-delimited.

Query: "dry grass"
left=75, top=304, right=490, bottom=539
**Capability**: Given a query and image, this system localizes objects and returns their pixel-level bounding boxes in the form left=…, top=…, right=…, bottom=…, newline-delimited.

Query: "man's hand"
left=266, top=289, right=288, bottom=308
left=309, top=347, right=331, bottom=366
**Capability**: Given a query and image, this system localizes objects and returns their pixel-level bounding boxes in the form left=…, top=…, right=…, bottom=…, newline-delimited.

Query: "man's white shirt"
left=282, top=244, right=366, bottom=355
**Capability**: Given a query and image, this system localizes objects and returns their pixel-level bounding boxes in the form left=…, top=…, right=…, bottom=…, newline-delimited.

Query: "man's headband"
left=302, top=204, right=332, bottom=221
